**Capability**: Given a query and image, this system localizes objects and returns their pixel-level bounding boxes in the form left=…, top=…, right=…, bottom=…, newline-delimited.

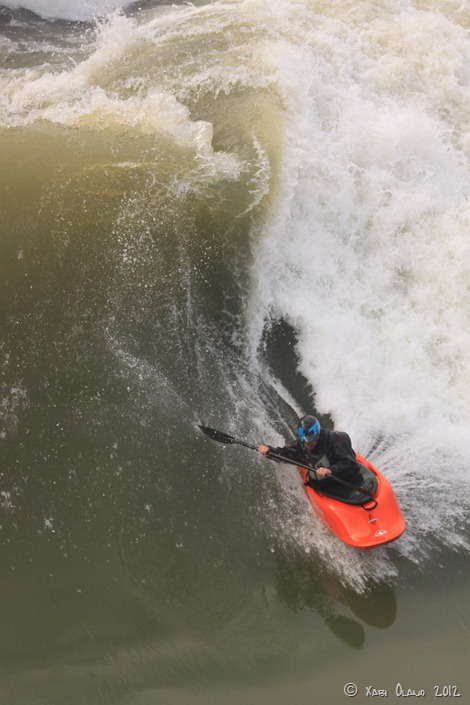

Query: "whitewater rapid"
left=2, top=0, right=470, bottom=584
left=244, top=0, right=470, bottom=578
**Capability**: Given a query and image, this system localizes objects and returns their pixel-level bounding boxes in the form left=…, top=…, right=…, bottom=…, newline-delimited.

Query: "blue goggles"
left=298, top=420, right=320, bottom=443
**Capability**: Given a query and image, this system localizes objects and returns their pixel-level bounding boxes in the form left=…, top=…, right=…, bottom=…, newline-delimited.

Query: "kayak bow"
left=300, top=454, right=405, bottom=549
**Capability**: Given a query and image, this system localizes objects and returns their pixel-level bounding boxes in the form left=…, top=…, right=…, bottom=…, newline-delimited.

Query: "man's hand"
left=316, top=467, right=331, bottom=478
left=258, top=445, right=270, bottom=456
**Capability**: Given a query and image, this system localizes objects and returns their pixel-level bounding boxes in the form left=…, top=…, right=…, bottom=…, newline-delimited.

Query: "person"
left=258, top=415, right=361, bottom=489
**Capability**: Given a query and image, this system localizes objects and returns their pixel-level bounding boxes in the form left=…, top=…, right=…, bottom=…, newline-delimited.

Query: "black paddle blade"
left=198, top=425, right=237, bottom=445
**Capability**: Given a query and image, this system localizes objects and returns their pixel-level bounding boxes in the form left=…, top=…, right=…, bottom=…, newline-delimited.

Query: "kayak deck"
left=300, top=454, right=406, bottom=549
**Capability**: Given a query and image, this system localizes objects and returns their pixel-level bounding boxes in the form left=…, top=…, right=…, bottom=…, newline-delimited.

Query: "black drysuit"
left=267, top=428, right=360, bottom=489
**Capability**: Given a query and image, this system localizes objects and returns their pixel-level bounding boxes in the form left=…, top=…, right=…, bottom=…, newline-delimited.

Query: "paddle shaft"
left=198, top=425, right=375, bottom=499
left=266, top=450, right=375, bottom=498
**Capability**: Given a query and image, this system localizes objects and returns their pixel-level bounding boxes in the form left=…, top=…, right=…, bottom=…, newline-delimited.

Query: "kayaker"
left=258, top=415, right=361, bottom=489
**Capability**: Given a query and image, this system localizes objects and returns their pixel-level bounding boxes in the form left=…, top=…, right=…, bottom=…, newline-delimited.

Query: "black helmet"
left=297, top=415, right=321, bottom=444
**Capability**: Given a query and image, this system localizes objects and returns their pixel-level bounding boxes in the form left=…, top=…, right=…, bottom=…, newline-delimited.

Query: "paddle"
left=198, top=425, right=376, bottom=500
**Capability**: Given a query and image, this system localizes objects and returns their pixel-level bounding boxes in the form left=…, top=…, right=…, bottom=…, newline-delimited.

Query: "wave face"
left=1, top=0, right=470, bottom=673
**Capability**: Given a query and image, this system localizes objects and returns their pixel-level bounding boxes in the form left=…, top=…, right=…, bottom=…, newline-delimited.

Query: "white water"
left=250, top=7, right=470, bottom=441
left=246, top=0, right=470, bottom=577
left=2, top=0, right=136, bottom=21
left=2, top=0, right=470, bottom=584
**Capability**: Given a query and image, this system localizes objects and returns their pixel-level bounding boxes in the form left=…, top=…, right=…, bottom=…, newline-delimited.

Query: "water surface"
left=1, top=1, right=469, bottom=702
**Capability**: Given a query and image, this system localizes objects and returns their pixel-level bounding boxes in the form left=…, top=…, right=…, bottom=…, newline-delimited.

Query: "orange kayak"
left=300, top=454, right=406, bottom=549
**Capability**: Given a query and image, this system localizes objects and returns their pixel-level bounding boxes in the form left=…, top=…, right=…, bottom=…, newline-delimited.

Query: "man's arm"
left=329, top=432, right=358, bottom=478
left=258, top=441, right=305, bottom=464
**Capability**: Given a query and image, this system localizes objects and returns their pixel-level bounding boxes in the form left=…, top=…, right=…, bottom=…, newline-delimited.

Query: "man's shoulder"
left=322, top=428, right=351, bottom=444
left=322, top=427, right=349, bottom=436
left=321, top=428, right=336, bottom=440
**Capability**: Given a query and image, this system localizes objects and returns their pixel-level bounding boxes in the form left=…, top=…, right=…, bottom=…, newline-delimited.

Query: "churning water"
left=1, top=1, right=469, bottom=703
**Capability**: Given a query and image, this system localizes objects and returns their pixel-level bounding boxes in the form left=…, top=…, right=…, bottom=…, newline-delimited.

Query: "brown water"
left=1, top=1, right=470, bottom=703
